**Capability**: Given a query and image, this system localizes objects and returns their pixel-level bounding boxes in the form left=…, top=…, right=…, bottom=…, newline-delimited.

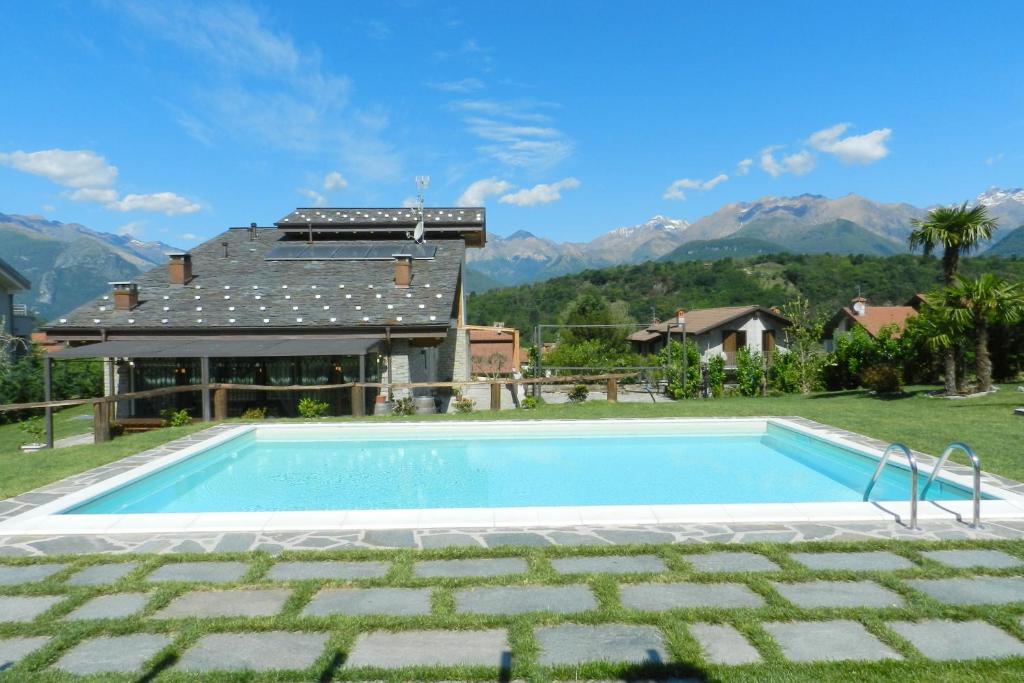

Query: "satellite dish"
left=413, top=219, right=425, bottom=243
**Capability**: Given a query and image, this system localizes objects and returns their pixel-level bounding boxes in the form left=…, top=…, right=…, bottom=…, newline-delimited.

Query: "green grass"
left=0, top=539, right=1022, bottom=681
left=1, top=384, right=1022, bottom=500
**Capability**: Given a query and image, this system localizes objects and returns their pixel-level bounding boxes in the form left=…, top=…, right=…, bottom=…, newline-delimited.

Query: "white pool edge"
left=2, top=417, right=1023, bottom=535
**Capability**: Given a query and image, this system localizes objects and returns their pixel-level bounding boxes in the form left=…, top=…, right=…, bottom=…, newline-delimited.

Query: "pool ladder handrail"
left=863, top=443, right=919, bottom=530
left=921, top=442, right=982, bottom=529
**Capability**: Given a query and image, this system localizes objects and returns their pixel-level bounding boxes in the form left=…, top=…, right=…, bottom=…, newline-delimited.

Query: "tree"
left=908, top=202, right=999, bottom=393
left=944, top=274, right=1024, bottom=392
left=778, top=295, right=825, bottom=394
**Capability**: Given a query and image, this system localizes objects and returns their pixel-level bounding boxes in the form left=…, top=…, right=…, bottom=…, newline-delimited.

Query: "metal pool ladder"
left=921, top=442, right=983, bottom=529
left=863, top=443, right=919, bottom=530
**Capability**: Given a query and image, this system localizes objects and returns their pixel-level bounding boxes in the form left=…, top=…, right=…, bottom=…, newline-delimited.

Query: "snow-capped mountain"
left=975, top=187, right=1024, bottom=232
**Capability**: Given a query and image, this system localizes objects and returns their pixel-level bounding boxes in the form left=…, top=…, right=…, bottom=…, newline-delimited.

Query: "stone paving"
left=0, top=545, right=1021, bottom=677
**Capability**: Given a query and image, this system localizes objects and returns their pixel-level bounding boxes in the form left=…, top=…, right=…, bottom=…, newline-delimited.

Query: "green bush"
left=824, top=324, right=907, bottom=390
left=521, top=395, right=543, bottom=409
left=861, top=363, right=904, bottom=394
left=159, top=408, right=191, bottom=427
left=706, top=356, right=726, bottom=397
left=567, top=384, right=588, bottom=403
left=18, top=416, right=44, bottom=445
left=735, top=347, right=764, bottom=397
left=240, top=406, right=267, bottom=420
left=392, top=396, right=415, bottom=416
left=297, top=397, right=329, bottom=418
left=543, top=338, right=644, bottom=372
left=768, top=350, right=802, bottom=394
left=657, top=340, right=701, bottom=399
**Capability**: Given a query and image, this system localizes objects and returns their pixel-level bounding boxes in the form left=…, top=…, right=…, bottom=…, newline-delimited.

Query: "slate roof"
left=628, top=306, right=790, bottom=340
left=45, top=228, right=464, bottom=333
left=0, top=256, right=30, bottom=291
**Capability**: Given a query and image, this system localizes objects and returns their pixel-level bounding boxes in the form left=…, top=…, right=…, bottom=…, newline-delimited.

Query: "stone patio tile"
left=685, top=552, right=780, bottom=573
left=0, top=636, right=50, bottom=671
left=146, top=561, right=249, bottom=583
left=265, top=560, right=389, bottom=581
left=345, top=629, right=510, bottom=669
left=64, top=593, right=150, bottom=621
left=620, top=583, right=764, bottom=611
left=772, top=581, right=904, bottom=608
left=764, top=620, right=901, bottom=662
left=154, top=588, right=291, bottom=619
left=595, top=529, right=675, bottom=545
left=65, top=562, right=139, bottom=586
left=481, top=532, right=551, bottom=547
left=176, top=631, right=330, bottom=672
left=53, top=634, right=172, bottom=675
left=906, top=577, right=1024, bottom=605
left=419, top=533, right=483, bottom=549
left=0, top=563, right=67, bottom=585
left=0, top=595, right=64, bottom=622
left=455, top=585, right=596, bottom=615
left=790, top=551, right=914, bottom=572
left=363, top=529, right=416, bottom=547
left=889, top=619, right=1024, bottom=660
left=921, top=549, right=1024, bottom=569
left=536, top=624, right=669, bottom=665
left=689, top=623, right=761, bottom=665
left=302, top=587, right=431, bottom=616
left=414, top=558, right=528, bottom=578
left=550, top=555, right=667, bottom=575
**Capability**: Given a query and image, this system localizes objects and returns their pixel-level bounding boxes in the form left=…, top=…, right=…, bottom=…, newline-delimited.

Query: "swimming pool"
left=2, top=418, right=1020, bottom=534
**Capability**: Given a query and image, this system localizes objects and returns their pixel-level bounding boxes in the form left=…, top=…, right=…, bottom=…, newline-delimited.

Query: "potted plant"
left=373, top=393, right=393, bottom=416
left=19, top=417, right=46, bottom=452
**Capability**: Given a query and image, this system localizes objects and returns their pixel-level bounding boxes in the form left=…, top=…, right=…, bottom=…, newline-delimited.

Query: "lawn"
left=0, top=384, right=1022, bottom=500
left=0, top=539, right=1022, bottom=681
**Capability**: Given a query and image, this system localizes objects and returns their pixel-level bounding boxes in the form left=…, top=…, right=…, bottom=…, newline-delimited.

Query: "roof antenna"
left=414, top=175, right=430, bottom=244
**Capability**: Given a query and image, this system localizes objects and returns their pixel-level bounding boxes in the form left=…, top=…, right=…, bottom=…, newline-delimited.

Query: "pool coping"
left=2, top=417, right=1024, bottom=539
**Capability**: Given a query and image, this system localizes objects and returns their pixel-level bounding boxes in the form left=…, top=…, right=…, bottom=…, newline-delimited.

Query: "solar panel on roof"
left=265, top=243, right=436, bottom=261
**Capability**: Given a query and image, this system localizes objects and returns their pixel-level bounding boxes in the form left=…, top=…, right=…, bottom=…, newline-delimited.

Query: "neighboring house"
left=466, top=324, right=521, bottom=376
left=0, top=256, right=32, bottom=358
left=823, top=296, right=921, bottom=351
left=628, top=306, right=791, bottom=366
left=42, top=207, right=485, bottom=417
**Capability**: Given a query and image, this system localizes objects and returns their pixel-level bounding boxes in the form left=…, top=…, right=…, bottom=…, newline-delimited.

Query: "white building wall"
left=696, top=312, right=790, bottom=363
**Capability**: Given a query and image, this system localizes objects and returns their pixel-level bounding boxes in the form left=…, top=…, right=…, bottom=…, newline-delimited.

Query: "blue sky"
left=1, top=1, right=1022, bottom=246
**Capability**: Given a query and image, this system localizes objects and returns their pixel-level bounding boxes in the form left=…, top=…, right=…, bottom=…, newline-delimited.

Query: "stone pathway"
left=0, top=545, right=1022, bottom=677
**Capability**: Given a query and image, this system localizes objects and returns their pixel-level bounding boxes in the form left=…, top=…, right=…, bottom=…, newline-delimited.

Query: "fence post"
left=213, top=388, right=228, bottom=420
left=490, top=382, right=501, bottom=411
left=606, top=377, right=618, bottom=403
left=351, top=385, right=365, bottom=417
left=201, top=357, right=211, bottom=421
left=93, top=401, right=111, bottom=444
left=43, top=354, right=53, bottom=448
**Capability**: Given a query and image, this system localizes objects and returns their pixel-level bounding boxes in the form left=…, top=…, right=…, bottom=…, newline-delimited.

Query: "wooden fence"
left=0, top=374, right=629, bottom=448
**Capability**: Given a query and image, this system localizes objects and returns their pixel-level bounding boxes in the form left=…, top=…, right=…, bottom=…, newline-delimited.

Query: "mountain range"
left=0, top=213, right=178, bottom=320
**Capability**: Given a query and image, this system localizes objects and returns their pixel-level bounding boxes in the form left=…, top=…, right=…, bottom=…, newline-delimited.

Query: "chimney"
left=249, top=222, right=258, bottom=241
left=675, top=308, right=686, bottom=321
left=851, top=296, right=867, bottom=316
left=168, top=253, right=192, bottom=285
left=393, top=254, right=412, bottom=288
left=221, top=241, right=230, bottom=258
left=770, top=306, right=782, bottom=314
left=110, top=282, right=138, bottom=311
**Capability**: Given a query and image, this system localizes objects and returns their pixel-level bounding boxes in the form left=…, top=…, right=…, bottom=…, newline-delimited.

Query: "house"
left=628, top=306, right=791, bottom=366
left=466, top=324, right=521, bottom=376
left=823, top=296, right=921, bottom=351
left=0, top=256, right=32, bottom=358
left=42, top=207, right=485, bottom=417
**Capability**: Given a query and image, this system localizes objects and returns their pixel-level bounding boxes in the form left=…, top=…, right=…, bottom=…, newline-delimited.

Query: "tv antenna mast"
left=413, top=175, right=430, bottom=244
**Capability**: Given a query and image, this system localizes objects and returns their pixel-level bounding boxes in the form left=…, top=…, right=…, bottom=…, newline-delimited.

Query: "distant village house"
left=823, top=295, right=922, bottom=351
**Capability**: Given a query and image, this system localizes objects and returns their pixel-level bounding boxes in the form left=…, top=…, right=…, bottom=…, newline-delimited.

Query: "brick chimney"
left=168, top=253, right=193, bottom=285
left=851, top=296, right=867, bottom=316
left=675, top=308, right=686, bottom=321
left=110, top=282, right=138, bottom=310
left=393, top=255, right=412, bottom=288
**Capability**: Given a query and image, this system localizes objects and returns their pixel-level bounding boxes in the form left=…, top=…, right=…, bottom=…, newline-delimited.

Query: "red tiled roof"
left=840, top=306, right=918, bottom=337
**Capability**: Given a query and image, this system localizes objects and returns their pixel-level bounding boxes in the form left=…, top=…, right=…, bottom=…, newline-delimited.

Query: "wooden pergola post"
left=351, top=385, right=365, bottom=416
left=213, top=388, right=228, bottom=421
left=43, top=354, right=53, bottom=448
left=93, top=401, right=111, bottom=443
left=201, top=356, right=211, bottom=421
left=490, top=382, right=501, bottom=411
left=606, top=377, right=618, bottom=403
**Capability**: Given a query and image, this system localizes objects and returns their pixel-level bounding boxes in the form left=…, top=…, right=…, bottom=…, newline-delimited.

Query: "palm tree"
left=907, top=296, right=966, bottom=396
left=945, top=274, right=1024, bottom=392
left=908, top=202, right=999, bottom=393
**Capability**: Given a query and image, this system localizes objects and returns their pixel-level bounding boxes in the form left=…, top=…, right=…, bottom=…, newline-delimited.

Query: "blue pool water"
left=66, top=425, right=981, bottom=514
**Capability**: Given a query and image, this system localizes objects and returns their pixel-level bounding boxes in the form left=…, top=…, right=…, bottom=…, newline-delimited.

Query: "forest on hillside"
left=465, top=253, right=1024, bottom=331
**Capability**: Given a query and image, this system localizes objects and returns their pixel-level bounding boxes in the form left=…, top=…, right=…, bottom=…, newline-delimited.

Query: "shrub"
left=297, top=397, right=329, bottom=418
left=861, top=363, right=903, bottom=394
left=453, top=392, right=475, bottom=413
left=735, top=347, right=764, bottom=397
left=768, top=350, right=803, bottom=394
left=18, top=416, right=44, bottom=445
left=240, top=406, right=267, bottom=420
left=392, top=396, right=415, bottom=416
left=657, top=340, right=701, bottom=399
left=521, top=395, right=542, bottom=409
left=706, top=356, right=726, bottom=397
left=567, top=384, right=588, bottom=403
left=159, top=408, right=191, bottom=427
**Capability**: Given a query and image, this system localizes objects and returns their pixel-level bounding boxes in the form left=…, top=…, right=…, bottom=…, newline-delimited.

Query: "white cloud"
left=323, top=171, right=348, bottom=191
left=451, top=99, right=573, bottom=170
left=760, top=147, right=816, bottom=177
left=69, top=188, right=119, bottom=203
left=0, top=149, right=117, bottom=188
left=760, top=147, right=784, bottom=177
left=808, top=123, right=891, bottom=164
left=457, top=178, right=513, bottom=206
left=117, top=221, right=146, bottom=237
left=180, top=232, right=200, bottom=241
left=736, top=158, right=753, bottom=176
left=106, top=192, right=201, bottom=215
left=299, top=188, right=327, bottom=206
left=428, top=78, right=484, bottom=93
left=401, top=196, right=418, bottom=208
left=499, top=177, right=580, bottom=206
left=663, top=174, right=728, bottom=200
left=985, top=153, right=1005, bottom=166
